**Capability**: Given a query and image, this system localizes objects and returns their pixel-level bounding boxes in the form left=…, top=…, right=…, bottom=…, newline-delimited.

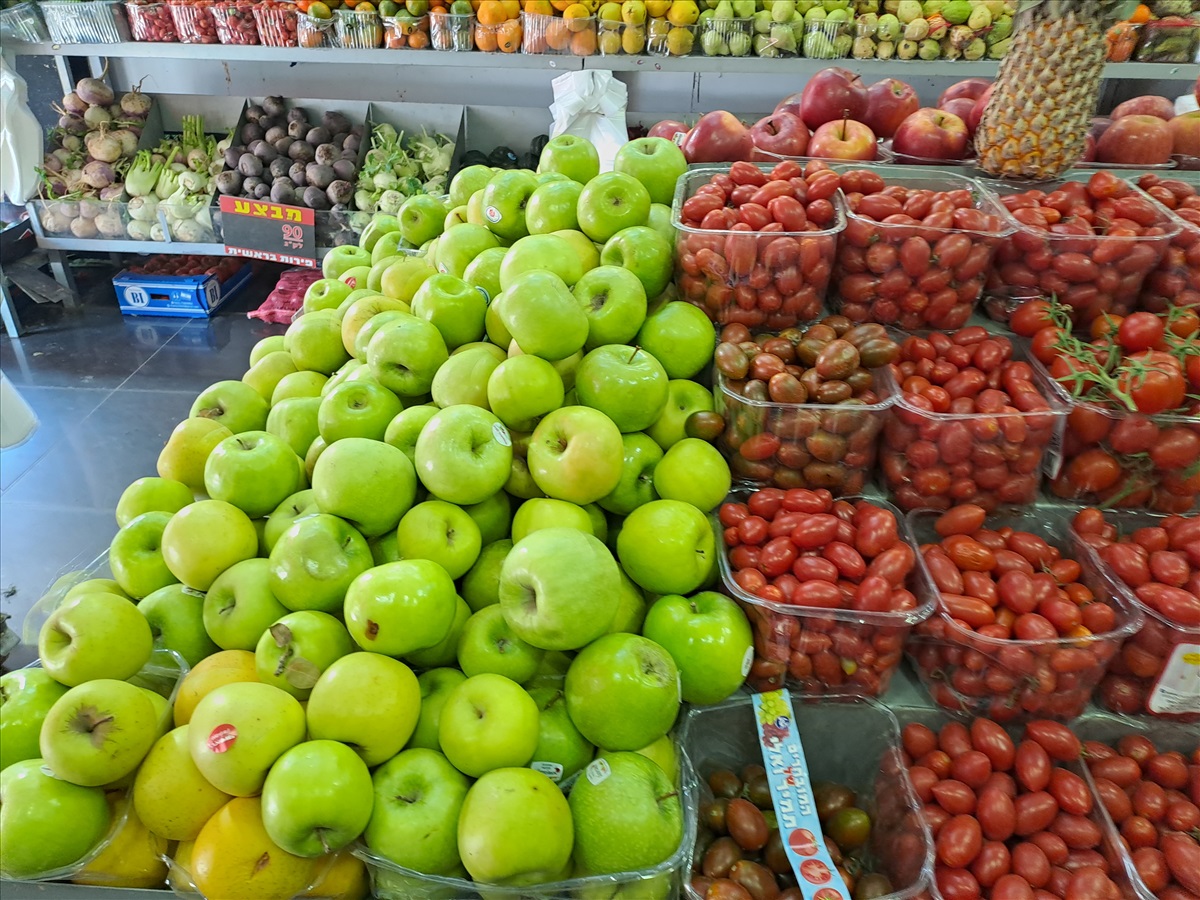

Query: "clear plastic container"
left=1071, top=509, right=1200, bottom=722
left=41, top=0, right=130, bottom=42
left=987, top=175, right=1179, bottom=329
left=126, top=1, right=178, bottom=40
left=0, top=0, right=49, bottom=42
left=751, top=142, right=896, bottom=166
left=520, top=11, right=567, bottom=53
left=334, top=7, right=383, bottom=48
left=473, top=16, right=522, bottom=53
left=594, top=18, right=645, bottom=55
left=210, top=1, right=258, bottom=43
left=647, top=18, right=696, bottom=56
left=980, top=285, right=1044, bottom=326
left=354, top=745, right=699, bottom=900
left=672, top=164, right=846, bottom=331
left=906, top=507, right=1144, bottom=722
left=382, top=13, right=430, bottom=49
left=1140, top=207, right=1200, bottom=312
left=830, top=165, right=1014, bottom=331
left=252, top=2, right=298, bottom=47
left=750, top=14, right=799, bottom=58
left=680, top=696, right=935, bottom=900
left=430, top=11, right=474, bottom=50
left=297, top=10, right=334, bottom=47
left=1106, top=21, right=1141, bottom=61
left=721, top=492, right=935, bottom=699
left=168, top=0, right=219, bottom=43
left=1134, top=17, right=1198, bottom=62
left=802, top=17, right=852, bottom=59
left=881, top=139, right=976, bottom=168
left=717, top=367, right=897, bottom=494
left=698, top=16, right=753, bottom=56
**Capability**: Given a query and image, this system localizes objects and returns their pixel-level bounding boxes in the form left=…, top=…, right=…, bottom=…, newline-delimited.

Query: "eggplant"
left=306, top=163, right=335, bottom=190
left=238, top=153, right=264, bottom=178
left=314, top=143, right=340, bottom=167
left=303, top=186, right=331, bottom=210
left=263, top=96, right=286, bottom=118
left=288, top=141, right=315, bottom=163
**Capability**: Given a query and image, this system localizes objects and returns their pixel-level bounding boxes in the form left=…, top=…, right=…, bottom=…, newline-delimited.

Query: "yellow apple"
left=71, top=798, right=169, bottom=889
left=157, top=418, right=234, bottom=494
left=173, top=649, right=258, bottom=727
left=134, top=726, right=232, bottom=841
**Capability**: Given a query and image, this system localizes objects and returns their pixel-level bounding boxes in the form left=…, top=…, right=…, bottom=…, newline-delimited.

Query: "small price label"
left=207, top=724, right=238, bottom=754
left=219, top=196, right=317, bottom=267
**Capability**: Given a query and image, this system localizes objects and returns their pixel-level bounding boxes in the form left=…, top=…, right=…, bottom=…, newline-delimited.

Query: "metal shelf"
left=32, top=237, right=229, bottom=255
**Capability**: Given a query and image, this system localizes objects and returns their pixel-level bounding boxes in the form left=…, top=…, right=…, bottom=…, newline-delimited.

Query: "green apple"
left=450, top=164, right=494, bottom=208
left=526, top=650, right=573, bottom=691
left=405, top=595, right=471, bottom=670
left=0, top=669, right=69, bottom=772
left=625, top=733, right=680, bottom=788
left=501, top=270, right=589, bottom=362
left=285, top=309, right=351, bottom=375
left=613, top=136, right=688, bottom=205
left=499, top=527, right=620, bottom=651
left=480, top=170, right=539, bottom=242
left=462, top=245, right=507, bottom=305
left=414, top=405, right=513, bottom=507
left=190, top=380, right=270, bottom=435
left=528, top=686, right=593, bottom=785
left=255, top=610, right=354, bottom=700
left=431, top=345, right=501, bottom=410
left=268, top=513, right=372, bottom=613
left=365, top=748, right=470, bottom=875
left=38, top=592, right=153, bottom=686
left=138, top=583, right=219, bottom=668
left=600, top=226, right=673, bottom=298
left=454, top=340, right=508, bottom=362
left=266, top=396, right=321, bottom=459
left=461, top=539, right=512, bottom=612
left=340, top=266, right=374, bottom=291
left=511, top=498, right=593, bottom=542
left=499, top=234, right=583, bottom=290
left=367, top=314, right=449, bottom=397
left=433, top=223, right=501, bottom=280
left=188, top=681, right=306, bottom=797
left=456, top=604, right=544, bottom=683
left=411, top=274, right=487, bottom=350
left=318, top=380, right=403, bottom=444
left=353, top=311, right=413, bottom=365
left=203, top=557, right=289, bottom=651
left=262, top=739, right=374, bottom=857
left=370, top=530, right=402, bottom=565
left=570, top=751, right=683, bottom=875
left=380, top=256, right=436, bottom=303
left=564, top=633, right=680, bottom=751
left=618, top=499, right=715, bottom=595
left=646, top=378, right=716, bottom=450
left=264, top=489, right=317, bottom=553
left=312, top=437, right=416, bottom=538
left=526, top=180, right=583, bottom=235
left=158, top=418, right=234, bottom=493
left=555, top=229, right=602, bottom=274
left=487, top=355, right=565, bottom=432
left=306, top=651, right=421, bottom=766
left=583, top=502, right=608, bottom=542
left=598, top=432, right=662, bottom=515
left=437, top=673, right=539, bottom=777
left=463, top=491, right=511, bottom=546
left=637, top=300, right=716, bottom=380
left=340, top=295, right=411, bottom=357
left=457, top=767, right=573, bottom=885
left=572, top=265, right=648, bottom=351
left=528, top=406, right=624, bottom=505
left=538, top=134, right=600, bottom=184
left=115, top=477, right=192, bottom=528
left=322, top=359, right=363, bottom=396
left=343, top=558, right=458, bottom=657
left=408, top=667, right=466, bottom=751
left=506, top=455, right=544, bottom=501
left=575, top=345, right=669, bottom=433
left=577, top=172, right=651, bottom=244
left=653, top=437, right=731, bottom=512
left=607, top=570, right=648, bottom=635
left=109, top=511, right=179, bottom=599
left=0, top=759, right=110, bottom=879
left=304, top=278, right=355, bottom=314
left=384, top=404, right=439, bottom=466
left=359, top=214, right=399, bottom=254
left=40, top=678, right=158, bottom=786
left=399, top=193, right=447, bottom=247
left=395, top=499, right=483, bottom=580
left=646, top=201, right=674, bottom=246
left=59, top=578, right=128, bottom=602
left=485, top=290, right=513, bottom=348
left=642, top=591, right=752, bottom=705
left=250, top=334, right=287, bottom=366
left=323, top=245, right=372, bottom=280
left=243, top=350, right=298, bottom=402
left=305, top=436, right=328, bottom=480
left=204, top=431, right=301, bottom=519
left=133, top=725, right=231, bottom=842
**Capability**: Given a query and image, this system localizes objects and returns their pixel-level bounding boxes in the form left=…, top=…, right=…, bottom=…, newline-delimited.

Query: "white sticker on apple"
left=182, top=587, right=206, bottom=599
left=492, top=422, right=511, bottom=447
left=742, top=645, right=754, bottom=678
left=585, top=757, right=611, bottom=786
left=484, top=206, right=502, bottom=224
left=532, top=761, right=565, bottom=783
left=437, top=262, right=448, bottom=274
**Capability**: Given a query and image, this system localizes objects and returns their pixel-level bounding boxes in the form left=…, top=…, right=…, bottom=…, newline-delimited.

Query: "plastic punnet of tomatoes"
left=987, top=172, right=1180, bottom=330
left=906, top=505, right=1143, bottom=722
left=680, top=696, right=934, bottom=900
left=672, top=160, right=846, bottom=331
left=714, top=318, right=899, bottom=494
left=1072, top=714, right=1200, bottom=900
left=167, top=0, right=217, bottom=42
left=126, top=1, right=178, bottom=40
left=251, top=1, right=297, bottom=46
left=830, top=165, right=1013, bottom=331
left=209, top=1, right=258, bottom=43
left=1071, top=508, right=1200, bottom=722
left=880, top=327, right=1068, bottom=513
left=899, top=712, right=1138, bottom=900
left=718, top=488, right=934, bottom=698
left=1136, top=174, right=1200, bottom=313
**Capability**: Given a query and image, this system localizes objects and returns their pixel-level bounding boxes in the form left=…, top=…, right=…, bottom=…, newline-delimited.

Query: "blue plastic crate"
left=112, top=262, right=253, bottom=318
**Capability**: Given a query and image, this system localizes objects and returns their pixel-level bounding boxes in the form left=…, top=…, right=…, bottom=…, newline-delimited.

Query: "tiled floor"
left=0, top=267, right=287, bottom=668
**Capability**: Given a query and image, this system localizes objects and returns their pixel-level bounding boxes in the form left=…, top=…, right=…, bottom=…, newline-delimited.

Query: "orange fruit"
left=498, top=17, right=521, bottom=48
left=409, top=26, right=430, bottom=45
left=1130, top=3, right=1151, bottom=23
left=475, top=23, right=498, bottom=47
left=563, top=1, right=589, bottom=26
left=477, top=0, right=505, bottom=23
left=545, top=16, right=570, bottom=47
left=551, top=0, right=573, bottom=9
left=501, top=0, right=519, bottom=17
left=570, top=26, right=596, bottom=53
left=308, top=0, right=332, bottom=17
left=524, top=0, right=552, bottom=12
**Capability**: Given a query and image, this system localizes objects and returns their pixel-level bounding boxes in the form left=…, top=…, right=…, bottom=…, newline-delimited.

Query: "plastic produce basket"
left=802, top=17, right=852, bottom=59
left=594, top=18, right=645, bottom=55
left=297, top=10, right=333, bottom=47
left=210, top=2, right=259, bottom=43
left=698, top=16, right=753, bottom=56
left=830, top=165, right=1014, bottom=331
left=0, top=0, right=50, bottom=42
left=679, top=696, right=934, bottom=900
left=647, top=18, right=696, bottom=56
left=334, top=7, right=382, bottom=48
left=41, top=0, right=130, bottom=42
left=168, top=0, right=219, bottom=43
left=253, top=2, right=298, bottom=47
left=430, top=11, right=473, bottom=50
left=722, top=491, right=935, bottom=699
left=473, top=16, right=521, bottom=52
left=353, top=746, right=699, bottom=900
left=672, top=165, right=846, bottom=331
left=1140, top=206, right=1200, bottom=312
left=750, top=14, right=799, bottom=57
left=382, top=13, right=429, bottom=48
left=717, top=367, right=897, bottom=495
left=126, top=1, right=178, bottom=40
left=906, top=506, right=1144, bottom=722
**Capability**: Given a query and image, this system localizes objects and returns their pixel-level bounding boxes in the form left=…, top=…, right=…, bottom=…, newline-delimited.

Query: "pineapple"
left=975, top=0, right=1134, bottom=179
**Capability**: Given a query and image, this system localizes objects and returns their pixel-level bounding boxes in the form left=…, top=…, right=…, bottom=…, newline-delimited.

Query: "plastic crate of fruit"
left=41, top=0, right=130, bottom=42
left=382, top=13, right=429, bottom=48
left=126, top=0, right=178, bottom=40
left=168, top=0, right=219, bottom=43
left=429, top=9, right=473, bottom=49
left=253, top=0, right=298, bottom=46
left=334, top=7, right=383, bottom=47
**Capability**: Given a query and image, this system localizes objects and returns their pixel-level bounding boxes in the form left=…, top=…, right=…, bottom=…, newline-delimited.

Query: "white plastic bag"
left=0, top=57, right=43, bottom=204
left=548, top=70, right=628, bottom=172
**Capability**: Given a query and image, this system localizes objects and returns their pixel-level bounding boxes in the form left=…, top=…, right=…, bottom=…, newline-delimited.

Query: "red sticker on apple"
left=788, top=828, right=818, bottom=857
left=207, top=724, right=238, bottom=754
left=800, top=859, right=832, bottom=885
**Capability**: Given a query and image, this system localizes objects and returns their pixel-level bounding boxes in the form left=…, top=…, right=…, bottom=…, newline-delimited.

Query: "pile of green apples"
left=0, top=134, right=758, bottom=899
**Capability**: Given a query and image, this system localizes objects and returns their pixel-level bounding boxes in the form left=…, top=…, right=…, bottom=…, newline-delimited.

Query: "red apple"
left=941, top=98, right=978, bottom=136
left=937, top=79, right=991, bottom=108
left=794, top=67, right=869, bottom=132
left=1110, top=95, right=1177, bottom=121
left=749, top=111, right=810, bottom=160
left=808, top=118, right=878, bottom=161
left=1194, top=75, right=1199, bottom=107
left=1096, top=115, right=1173, bottom=165
left=775, top=91, right=803, bottom=119
left=680, top=111, right=753, bottom=164
left=967, top=84, right=995, bottom=136
left=1170, top=111, right=1200, bottom=158
left=892, top=108, right=970, bottom=161
left=648, top=119, right=688, bottom=142
left=864, top=78, right=920, bottom=140
left=1082, top=132, right=1097, bottom=163
left=1090, top=116, right=1112, bottom=145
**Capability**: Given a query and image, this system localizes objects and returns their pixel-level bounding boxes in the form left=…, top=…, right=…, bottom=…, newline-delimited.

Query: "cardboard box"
left=113, top=262, right=253, bottom=318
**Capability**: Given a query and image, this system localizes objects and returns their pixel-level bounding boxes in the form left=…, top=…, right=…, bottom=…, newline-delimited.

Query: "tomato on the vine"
left=1117, top=312, right=1166, bottom=353
left=1115, top=351, right=1186, bottom=415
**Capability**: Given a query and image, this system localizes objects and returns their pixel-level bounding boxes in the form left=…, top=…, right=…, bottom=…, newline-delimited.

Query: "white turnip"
left=81, top=161, right=116, bottom=190
left=86, top=129, right=122, bottom=164
left=95, top=210, right=125, bottom=238
left=111, top=128, right=139, bottom=158
left=126, top=219, right=152, bottom=241
left=62, top=92, right=88, bottom=116
left=70, top=217, right=98, bottom=239
left=75, top=72, right=114, bottom=108
left=84, top=105, right=112, bottom=129
left=120, top=86, right=152, bottom=119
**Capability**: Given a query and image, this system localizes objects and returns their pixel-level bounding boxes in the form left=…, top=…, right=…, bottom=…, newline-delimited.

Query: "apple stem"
left=628, top=345, right=641, bottom=364
left=656, top=790, right=679, bottom=804
left=842, top=110, right=850, bottom=136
